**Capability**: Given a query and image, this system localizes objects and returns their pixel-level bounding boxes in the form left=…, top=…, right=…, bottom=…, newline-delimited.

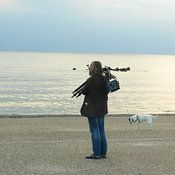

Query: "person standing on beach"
left=80, top=61, right=109, bottom=159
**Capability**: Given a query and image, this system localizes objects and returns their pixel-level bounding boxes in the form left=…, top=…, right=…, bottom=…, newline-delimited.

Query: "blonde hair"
left=89, top=61, right=103, bottom=76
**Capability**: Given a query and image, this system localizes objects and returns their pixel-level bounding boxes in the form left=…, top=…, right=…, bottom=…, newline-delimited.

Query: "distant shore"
left=0, top=113, right=174, bottom=118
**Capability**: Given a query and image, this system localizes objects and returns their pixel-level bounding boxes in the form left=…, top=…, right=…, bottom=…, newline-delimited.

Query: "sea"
left=0, top=52, right=175, bottom=115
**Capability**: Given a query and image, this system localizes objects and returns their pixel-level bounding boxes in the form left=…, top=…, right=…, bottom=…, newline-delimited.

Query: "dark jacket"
left=80, top=74, right=108, bottom=118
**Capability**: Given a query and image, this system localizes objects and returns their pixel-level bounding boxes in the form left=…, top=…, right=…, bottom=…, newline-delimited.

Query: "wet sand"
left=0, top=114, right=175, bottom=175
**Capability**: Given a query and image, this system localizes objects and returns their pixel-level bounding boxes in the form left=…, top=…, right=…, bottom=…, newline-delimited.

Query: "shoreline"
left=0, top=113, right=174, bottom=118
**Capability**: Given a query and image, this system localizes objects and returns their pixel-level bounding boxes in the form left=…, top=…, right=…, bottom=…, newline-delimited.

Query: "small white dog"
left=128, top=114, right=157, bottom=129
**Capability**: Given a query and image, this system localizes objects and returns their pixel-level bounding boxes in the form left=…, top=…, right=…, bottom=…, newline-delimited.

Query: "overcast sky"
left=0, top=0, right=175, bottom=54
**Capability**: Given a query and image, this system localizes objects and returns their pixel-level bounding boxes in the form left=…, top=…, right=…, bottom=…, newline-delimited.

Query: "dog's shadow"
left=129, top=122, right=152, bottom=130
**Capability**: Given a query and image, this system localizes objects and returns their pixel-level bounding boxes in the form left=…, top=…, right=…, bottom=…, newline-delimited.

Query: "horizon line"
left=0, top=50, right=175, bottom=56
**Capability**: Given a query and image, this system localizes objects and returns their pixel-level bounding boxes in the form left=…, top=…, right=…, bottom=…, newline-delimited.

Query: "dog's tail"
left=151, top=114, right=159, bottom=119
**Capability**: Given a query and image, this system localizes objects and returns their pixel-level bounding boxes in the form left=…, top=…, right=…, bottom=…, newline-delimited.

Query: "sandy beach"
left=0, top=114, right=175, bottom=175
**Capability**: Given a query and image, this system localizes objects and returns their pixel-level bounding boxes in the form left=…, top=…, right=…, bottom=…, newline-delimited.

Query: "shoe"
left=85, top=154, right=101, bottom=159
left=101, top=155, right=107, bottom=158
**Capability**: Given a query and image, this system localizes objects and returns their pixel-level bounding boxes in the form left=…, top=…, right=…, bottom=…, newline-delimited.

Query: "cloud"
left=0, top=0, right=13, bottom=8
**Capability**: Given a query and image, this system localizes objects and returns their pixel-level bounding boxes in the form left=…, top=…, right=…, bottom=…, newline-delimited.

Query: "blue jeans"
left=88, top=117, right=107, bottom=157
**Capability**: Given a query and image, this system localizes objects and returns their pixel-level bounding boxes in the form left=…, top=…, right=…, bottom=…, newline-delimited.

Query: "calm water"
left=0, top=52, right=175, bottom=115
